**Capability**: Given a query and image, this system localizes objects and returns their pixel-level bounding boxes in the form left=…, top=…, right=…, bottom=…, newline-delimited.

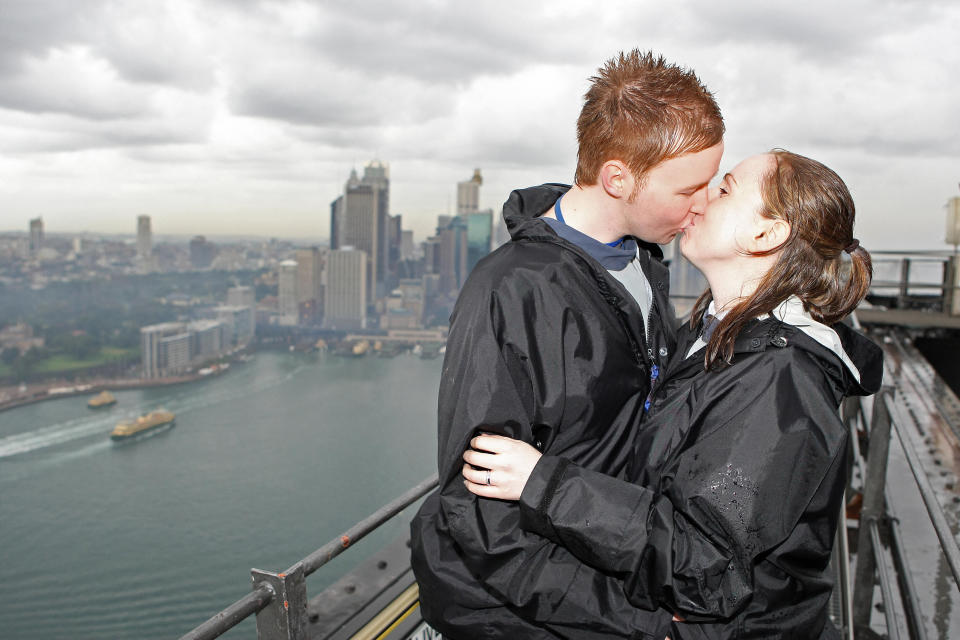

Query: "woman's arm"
left=464, top=352, right=850, bottom=621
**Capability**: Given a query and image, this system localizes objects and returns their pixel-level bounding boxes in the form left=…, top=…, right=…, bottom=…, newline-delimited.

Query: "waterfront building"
left=29, top=217, right=43, bottom=253
left=278, top=260, right=299, bottom=326
left=323, top=248, right=367, bottom=330
left=159, top=331, right=192, bottom=374
left=141, top=322, right=188, bottom=379
left=214, top=305, right=255, bottom=346
left=190, top=320, right=225, bottom=360
left=137, top=215, right=152, bottom=263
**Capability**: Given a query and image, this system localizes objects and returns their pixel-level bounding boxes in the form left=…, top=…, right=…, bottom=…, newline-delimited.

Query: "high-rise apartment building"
left=278, top=260, right=299, bottom=326
left=323, top=248, right=367, bottom=330
left=137, top=215, right=152, bottom=261
left=141, top=322, right=189, bottom=379
left=457, top=169, right=483, bottom=216
left=29, top=217, right=43, bottom=253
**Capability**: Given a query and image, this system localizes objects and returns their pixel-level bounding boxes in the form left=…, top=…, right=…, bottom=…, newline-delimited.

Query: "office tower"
left=439, top=217, right=468, bottom=295
left=330, top=195, right=344, bottom=250
left=141, top=322, right=188, bottom=379
left=137, top=215, right=152, bottom=261
left=457, top=169, right=482, bottom=216
left=466, top=210, right=493, bottom=273
left=29, top=217, right=43, bottom=253
left=387, top=214, right=402, bottom=289
left=342, top=169, right=377, bottom=303
left=227, top=285, right=255, bottom=309
left=363, top=160, right=391, bottom=297
left=295, top=247, right=324, bottom=324
left=323, top=248, right=367, bottom=330
left=422, top=236, right=441, bottom=275
left=189, top=236, right=217, bottom=269
left=278, top=260, right=299, bottom=326
left=401, top=230, right=415, bottom=261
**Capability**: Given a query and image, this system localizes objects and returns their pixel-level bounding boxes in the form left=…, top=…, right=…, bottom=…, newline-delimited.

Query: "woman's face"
left=680, top=153, right=776, bottom=269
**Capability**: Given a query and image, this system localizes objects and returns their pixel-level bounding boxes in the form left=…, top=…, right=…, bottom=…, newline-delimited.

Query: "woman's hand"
left=462, top=434, right=542, bottom=500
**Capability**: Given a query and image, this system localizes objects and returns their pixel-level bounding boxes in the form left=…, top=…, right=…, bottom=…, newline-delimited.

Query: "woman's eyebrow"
left=724, top=172, right=738, bottom=187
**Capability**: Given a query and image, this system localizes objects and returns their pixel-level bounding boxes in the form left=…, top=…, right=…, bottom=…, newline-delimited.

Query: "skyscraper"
left=439, top=217, right=468, bottom=295
left=324, top=248, right=367, bottom=330
left=330, top=195, right=344, bottom=250
left=29, top=217, right=43, bottom=253
left=339, top=161, right=390, bottom=303
left=278, top=260, right=299, bottom=326
left=295, top=247, right=324, bottom=324
left=466, top=210, right=493, bottom=273
left=457, top=169, right=483, bottom=216
left=137, top=215, right=152, bottom=261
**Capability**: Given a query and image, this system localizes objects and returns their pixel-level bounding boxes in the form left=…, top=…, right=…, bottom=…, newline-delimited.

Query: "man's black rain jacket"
left=518, top=311, right=883, bottom=639
left=410, top=183, right=678, bottom=639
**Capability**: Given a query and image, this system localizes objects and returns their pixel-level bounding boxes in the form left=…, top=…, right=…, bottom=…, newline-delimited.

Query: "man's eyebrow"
left=679, top=179, right=711, bottom=193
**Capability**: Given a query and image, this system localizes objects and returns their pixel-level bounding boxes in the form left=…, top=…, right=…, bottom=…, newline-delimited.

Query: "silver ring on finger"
left=486, top=469, right=492, bottom=486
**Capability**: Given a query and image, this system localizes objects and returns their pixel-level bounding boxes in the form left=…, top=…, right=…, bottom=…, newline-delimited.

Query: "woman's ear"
left=599, top=160, right=630, bottom=199
left=753, top=218, right=790, bottom=252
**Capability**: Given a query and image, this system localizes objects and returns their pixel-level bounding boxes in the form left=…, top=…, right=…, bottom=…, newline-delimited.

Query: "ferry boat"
left=110, top=409, right=175, bottom=441
left=87, top=390, right=117, bottom=409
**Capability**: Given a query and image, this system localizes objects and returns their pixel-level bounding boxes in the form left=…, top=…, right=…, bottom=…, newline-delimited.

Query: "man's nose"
left=690, top=187, right=710, bottom=213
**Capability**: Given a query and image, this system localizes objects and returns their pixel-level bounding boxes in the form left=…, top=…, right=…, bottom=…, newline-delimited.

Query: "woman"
left=462, top=150, right=883, bottom=639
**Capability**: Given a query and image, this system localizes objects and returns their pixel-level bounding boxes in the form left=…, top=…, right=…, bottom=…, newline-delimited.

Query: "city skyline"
left=1, top=1, right=958, bottom=250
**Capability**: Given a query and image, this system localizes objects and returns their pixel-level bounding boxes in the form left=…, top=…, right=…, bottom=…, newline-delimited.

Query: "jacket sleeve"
left=434, top=273, right=669, bottom=637
left=518, top=350, right=849, bottom=621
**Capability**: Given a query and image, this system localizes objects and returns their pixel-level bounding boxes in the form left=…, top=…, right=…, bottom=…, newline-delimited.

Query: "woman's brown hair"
left=690, top=150, right=873, bottom=368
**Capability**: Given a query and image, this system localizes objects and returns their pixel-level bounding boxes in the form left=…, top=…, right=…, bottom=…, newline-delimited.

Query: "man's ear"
left=753, top=218, right=790, bottom=252
left=599, top=161, right=630, bottom=199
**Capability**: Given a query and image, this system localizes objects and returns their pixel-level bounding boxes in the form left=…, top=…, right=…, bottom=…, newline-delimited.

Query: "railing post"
left=897, top=258, right=911, bottom=307
left=852, top=387, right=894, bottom=629
left=252, top=561, right=308, bottom=640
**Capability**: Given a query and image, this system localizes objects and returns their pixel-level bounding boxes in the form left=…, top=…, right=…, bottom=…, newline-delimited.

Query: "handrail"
left=178, top=473, right=439, bottom=640
left=884, top=393, right=960, bottom=585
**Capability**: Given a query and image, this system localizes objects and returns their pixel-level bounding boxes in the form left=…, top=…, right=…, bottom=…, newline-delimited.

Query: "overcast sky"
left=1, top=0, right=958, bottom=251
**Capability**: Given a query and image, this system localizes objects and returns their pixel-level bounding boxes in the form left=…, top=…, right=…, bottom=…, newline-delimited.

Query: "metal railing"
left=179, top=473, right=438, bottom=640
left=841, top=331, right=960, bottom=638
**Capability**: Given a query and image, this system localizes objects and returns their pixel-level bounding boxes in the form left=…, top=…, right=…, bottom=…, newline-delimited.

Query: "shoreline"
left=0, top=371, right=227, bottom=414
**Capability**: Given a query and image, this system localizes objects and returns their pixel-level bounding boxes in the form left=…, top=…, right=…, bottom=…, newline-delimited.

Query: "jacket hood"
left=501, top=183, right=665, bottom=261
left=766, top=297, right=883, bottom=397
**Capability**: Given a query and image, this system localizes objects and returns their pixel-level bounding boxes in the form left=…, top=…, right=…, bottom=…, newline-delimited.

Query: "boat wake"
left=0, top=362, right=306, bottom=460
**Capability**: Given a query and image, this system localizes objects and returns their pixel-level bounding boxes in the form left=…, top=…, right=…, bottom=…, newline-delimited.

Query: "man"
left=410, top=50, right=725, bottom=639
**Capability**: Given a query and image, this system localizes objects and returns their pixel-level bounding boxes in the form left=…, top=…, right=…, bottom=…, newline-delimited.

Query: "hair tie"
left=844, top=238, right=860, bottom=254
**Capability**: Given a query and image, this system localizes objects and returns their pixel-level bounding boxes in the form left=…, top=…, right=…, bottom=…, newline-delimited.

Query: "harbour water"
left=0, top=350, right=442, bottom=639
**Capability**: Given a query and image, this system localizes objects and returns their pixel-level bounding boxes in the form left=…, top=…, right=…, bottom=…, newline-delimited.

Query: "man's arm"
left=433, top=272, right=668, bottom=637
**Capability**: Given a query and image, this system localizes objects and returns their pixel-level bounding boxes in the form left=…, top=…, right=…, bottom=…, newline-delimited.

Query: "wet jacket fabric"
left=518, top=312, right=883, bottom=639
left=410, top=183, right=678, bottom=639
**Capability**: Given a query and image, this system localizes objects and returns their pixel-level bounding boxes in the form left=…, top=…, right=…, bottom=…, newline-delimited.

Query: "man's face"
left=621, top=142, right=724, bottom=244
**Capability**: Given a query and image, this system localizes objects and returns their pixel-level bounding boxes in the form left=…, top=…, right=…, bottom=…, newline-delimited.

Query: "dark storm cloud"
left=0, top=0, right=108, bottom=73
left=677, top=0, right=948, bottom=57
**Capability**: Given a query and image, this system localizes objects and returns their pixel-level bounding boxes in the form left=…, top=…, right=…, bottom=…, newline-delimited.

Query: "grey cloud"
left=0, top=0, right=107, bottom=74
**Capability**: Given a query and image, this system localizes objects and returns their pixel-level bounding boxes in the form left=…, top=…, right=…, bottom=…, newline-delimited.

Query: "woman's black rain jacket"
left=519, top=315, right=883, bottom=639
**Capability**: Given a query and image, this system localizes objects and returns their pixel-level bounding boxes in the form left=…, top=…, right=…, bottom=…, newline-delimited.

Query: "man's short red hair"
left=575, top=50, right=724, bottom=188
